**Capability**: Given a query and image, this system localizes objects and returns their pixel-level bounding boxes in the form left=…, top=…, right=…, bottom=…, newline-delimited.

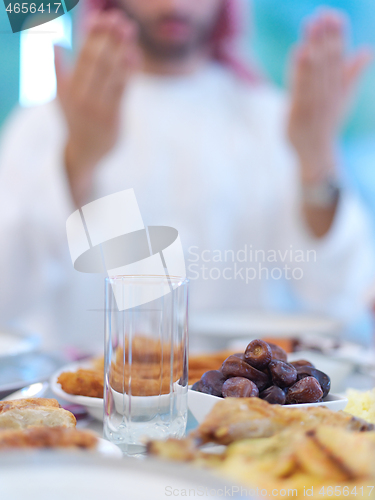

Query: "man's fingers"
left=290, top=46, right=313, bottom=107
left=76, top=31, right=117, bottom=99
left=320, top=15, right=345, bottom=111
left=302, top=13, right=345, bottom=118
left=100, top=43, right=141, bottom=112
left=54, top=45, right=69, bottom=98
left=71, top=11, right=137, bottom=104
left=71, top=12, right=122, bottom=88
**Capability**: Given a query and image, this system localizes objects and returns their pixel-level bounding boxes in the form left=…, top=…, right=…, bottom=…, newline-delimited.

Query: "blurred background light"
left=19, top=15, right=71, bottom=107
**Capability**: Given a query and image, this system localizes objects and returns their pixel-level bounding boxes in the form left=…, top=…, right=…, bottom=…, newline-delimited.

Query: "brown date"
left=200, top=370, right=226, bottom=397
left=222, top=377, right=259, bottom=398
left=285, top=376, right=323, bottom=404
left=296, top=365, right=331, bottom=398
left=191, top=380, right=203, bottom=392
left=268, top=343, right=288, bottom=362
left=244, top=339, right=272, bottom=369
left=233, top=353, right=246, bottom=361
left=260, top=385, right=286, bottom=405
left=221, top=355, right=270, bottom=391
left=290, top=359, right=315, bottom=369
left=269, top=360, right=297, bottom=388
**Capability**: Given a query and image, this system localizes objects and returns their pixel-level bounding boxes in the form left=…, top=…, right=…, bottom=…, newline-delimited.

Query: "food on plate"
left=290, top=359, right=314, bottom=369
left=192, top=339, right=331, bottom=405
left=0, top=398, right=100, bottom=451
left=0, top=426, right=97, bottom=450
left=244, top=339, right=272, bottom=369
left=191, top=397, right=374, bottom=446
left=188, top=350, right=235, bottom=384
left=295, top=365, right=331, bottom=398
left=222, top=377, right=259, bottom=398
left=57, top=342, right=260, bottom=399
left=267, top=342, right=288, bottom=362
left=0, top=398, right=76, bottom=430
left=345, top=388, right=375, bottom=424
left=263, top=337, right=295, bottom=354
left=193, top=370, right=226, bottom=397
left=56, top=340, right=236, bottom=398
left=148, top=397, right=375, bottom=498
left=268, top=360, right=297, bottom=388
left=58, top=335, right=190, bottom=398
left=259, top=385, right=286, bottom=405
left=58, top=369, right=104, bottom=399
left=285, top=376, right=323, bottom=404
left=221, top=355, right=269, bottom=391
left=218, top=426, right=375, bottom=495
left=149, top=427, right=375, bottom=492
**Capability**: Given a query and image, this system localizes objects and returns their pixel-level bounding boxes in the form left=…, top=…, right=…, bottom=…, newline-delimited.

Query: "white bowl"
left=188, top=389, right=348, bottom=424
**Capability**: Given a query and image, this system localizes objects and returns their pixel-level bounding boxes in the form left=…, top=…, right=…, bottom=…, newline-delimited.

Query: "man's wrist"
left=65, top=139, right=97, bottom=175
left=301, top=176, right=341, bottom=209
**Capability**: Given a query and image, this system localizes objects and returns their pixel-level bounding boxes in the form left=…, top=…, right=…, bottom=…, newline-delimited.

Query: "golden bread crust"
left=0, top=426, right=97, bottom=449
left=0, top=398, right=76, bottom=430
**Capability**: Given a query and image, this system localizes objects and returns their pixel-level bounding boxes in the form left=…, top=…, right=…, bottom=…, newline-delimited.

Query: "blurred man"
left=0, top=0, right=374, bottom=351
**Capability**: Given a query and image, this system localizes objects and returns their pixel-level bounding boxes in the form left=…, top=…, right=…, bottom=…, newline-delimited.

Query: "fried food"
left=58, top=369, right=104, bottom=399
left=58, top=364, right=176, bottom=398
left=0, top=398, right=76, bottom=430
left=191, top=397, right=374, bottom=445
left=148, top=398, right=375, bottom=499
left=57, top=343, right=237, bottom=399
left=0, top=426, right=97, bottom=450
left=345, top=388, right=375, bottom=424
left=147, top=438, right=199, bottom=462
left=219, top=426, right=375, bottom=497
left=189, top=350, right=234, bottom=384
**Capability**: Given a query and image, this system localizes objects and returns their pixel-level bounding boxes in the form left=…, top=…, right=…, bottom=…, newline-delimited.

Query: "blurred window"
left=19, top=15, right=71, bottom=107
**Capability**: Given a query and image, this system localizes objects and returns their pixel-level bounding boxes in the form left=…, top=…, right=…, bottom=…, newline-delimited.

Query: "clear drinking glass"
left=103, top=275, right=189, bottom=455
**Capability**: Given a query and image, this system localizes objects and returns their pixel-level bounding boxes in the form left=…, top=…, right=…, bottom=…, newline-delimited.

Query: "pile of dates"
left=191, top=339, right=330, bottom=405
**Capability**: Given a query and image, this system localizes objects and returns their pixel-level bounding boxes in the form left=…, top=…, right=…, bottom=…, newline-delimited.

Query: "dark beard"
left=121, top=10, right=222, bottom=61
left=138, top=27, right=202, bottom=60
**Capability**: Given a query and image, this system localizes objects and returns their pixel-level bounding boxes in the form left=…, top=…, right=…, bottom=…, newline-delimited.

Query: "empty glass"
left=103, top=275, right=189, bottom=455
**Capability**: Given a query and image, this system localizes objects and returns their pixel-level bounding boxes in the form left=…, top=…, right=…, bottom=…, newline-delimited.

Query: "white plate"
left=50, top=362, right=104, bottom=421
left=0, top=352, right=65, bottom=398
left=1, top=382, right=49, bottom=401
left=188, top=389, right=348, bottom=424
left=189, top=311, right=341, bottom=339
left=0, top=453, right=231, bottom=500
left=96, top=438, right=122, bottom=458
left=0, top=328, right=40, bottom=359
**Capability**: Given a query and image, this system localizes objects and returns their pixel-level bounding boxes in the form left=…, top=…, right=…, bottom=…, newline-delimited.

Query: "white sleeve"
left=286, top=186, right=375, bottom=322
left=258, top=87, right=375, bottom=325
left=0, top=102, right=75, bottom=320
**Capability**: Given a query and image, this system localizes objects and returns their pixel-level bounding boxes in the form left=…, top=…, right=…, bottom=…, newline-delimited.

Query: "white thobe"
left=0, top=63, right=373, bottom=351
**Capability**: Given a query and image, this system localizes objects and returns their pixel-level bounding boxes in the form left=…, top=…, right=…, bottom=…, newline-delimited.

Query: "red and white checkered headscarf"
left=85, top=0, right=262, bottom=84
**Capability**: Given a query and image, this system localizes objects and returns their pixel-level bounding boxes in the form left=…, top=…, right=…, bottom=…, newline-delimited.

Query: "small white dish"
left=50, top=362, right=104, bottom=421
left=51, top=363, right=186, bottom=422
left=188, top=389, right=348, bottom=424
